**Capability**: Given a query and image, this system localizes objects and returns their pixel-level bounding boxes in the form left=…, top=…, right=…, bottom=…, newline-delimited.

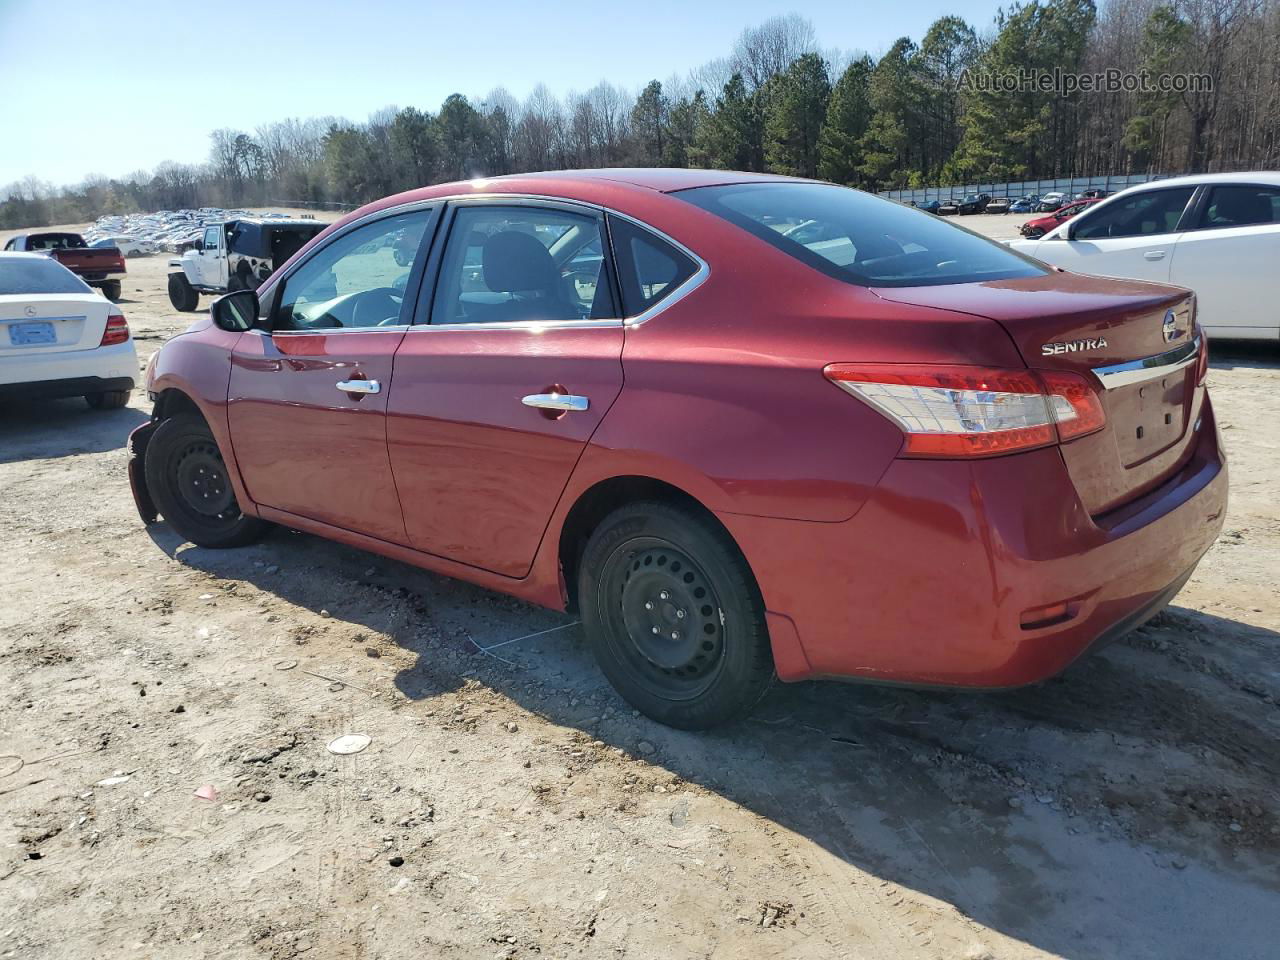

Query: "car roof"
left=327, top=168, right=814, bottom=235
left=0, top=250, right=50, bottom=260
left=1136, top=170, right=1280, bottom=189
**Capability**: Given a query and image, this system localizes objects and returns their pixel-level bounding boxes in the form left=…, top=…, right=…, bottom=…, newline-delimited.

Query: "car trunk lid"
left=871, top=272, right=1204, bottom=516
left=0, top=295, right=111, bottom=356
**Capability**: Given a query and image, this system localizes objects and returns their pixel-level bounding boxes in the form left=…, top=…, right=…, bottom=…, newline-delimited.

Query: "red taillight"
left=824, top=363, right=1105, bottom=458
left=100, top=309, right=130, bottom=346
left=1039, top=369, right=1106, bottom=440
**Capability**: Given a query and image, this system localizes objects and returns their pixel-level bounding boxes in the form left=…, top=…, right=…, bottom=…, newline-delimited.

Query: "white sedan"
left=1008, top=172, right=1280, bottom=340
left=90, top=236, right=156, bottom=257
left=0, top=252, right=137, bottom=408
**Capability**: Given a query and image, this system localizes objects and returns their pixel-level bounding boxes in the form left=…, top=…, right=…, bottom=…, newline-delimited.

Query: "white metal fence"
left=879, top=173, right=1172, bottom=205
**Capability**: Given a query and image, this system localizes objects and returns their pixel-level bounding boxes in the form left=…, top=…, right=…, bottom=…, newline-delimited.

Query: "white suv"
left=1009, top=172, right=1280, bottom=340
left=0, top=252, right=137, bottom=408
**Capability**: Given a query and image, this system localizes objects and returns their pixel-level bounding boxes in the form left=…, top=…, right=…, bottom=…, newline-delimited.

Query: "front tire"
left=86, top=389, right=131, bottom=410
left=168, top=273, right=199, bottom=312
left=143, top=414, right=267, bottom=548
left=579, top=502, right=774, bottom=729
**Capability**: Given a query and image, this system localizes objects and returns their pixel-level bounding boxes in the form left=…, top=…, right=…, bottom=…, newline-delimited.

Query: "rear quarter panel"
left=590, top=193, right=1028, bottom=523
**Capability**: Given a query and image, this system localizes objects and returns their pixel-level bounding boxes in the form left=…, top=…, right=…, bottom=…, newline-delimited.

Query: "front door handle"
left=337, top=379, right=380, bottom=395
left=1143, top=250, right=1167, bottom=260
left=522, top=393, right=589, bottom=412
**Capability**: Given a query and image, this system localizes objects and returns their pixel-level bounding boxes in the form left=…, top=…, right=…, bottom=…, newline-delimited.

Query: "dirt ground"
left=1, top=210, right=1278, bottom=960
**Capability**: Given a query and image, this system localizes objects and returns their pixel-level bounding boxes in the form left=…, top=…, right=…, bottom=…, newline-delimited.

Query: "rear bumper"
left=719, top=395, right=1228, bottom=687
left=0, top=340, right=138, bottom=396
left=0, top=375, right=135, bottom=401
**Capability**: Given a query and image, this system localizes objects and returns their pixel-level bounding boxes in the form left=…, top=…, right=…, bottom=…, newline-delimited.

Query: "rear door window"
left=677, top=182, right=1044, bottom=288
left=1197, top=185, right=1280, bottom=229
left=429, top=205, right=616, bottom=325
left=1071, top=188, right=1195, bottom=240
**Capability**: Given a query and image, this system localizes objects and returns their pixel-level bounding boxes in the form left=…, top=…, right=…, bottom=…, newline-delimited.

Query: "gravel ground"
left=1, top=214, right=1277, bottom=960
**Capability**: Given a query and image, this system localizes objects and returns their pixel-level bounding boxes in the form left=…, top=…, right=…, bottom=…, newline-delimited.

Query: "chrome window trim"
left=262, top=324, right=414, bottom=336
left=316, top=192, right=709, bottom=335
left=1091, top=336, right=1200, bottom=389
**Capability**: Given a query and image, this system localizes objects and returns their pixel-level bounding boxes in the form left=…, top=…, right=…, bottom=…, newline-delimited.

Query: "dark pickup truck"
left=3, top=232, right=126, bottom=300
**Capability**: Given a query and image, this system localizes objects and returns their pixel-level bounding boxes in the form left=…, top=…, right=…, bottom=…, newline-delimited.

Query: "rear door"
left=387, top=199, right=624, bottom=577
left=1167, top=183, right=1280, bottom=338
left=228, top=207, right=437, bottom=543
left=1033, top=186, right=1197, bottom=283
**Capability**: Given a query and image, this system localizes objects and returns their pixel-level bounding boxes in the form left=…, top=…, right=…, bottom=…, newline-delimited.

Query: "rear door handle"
left=337, top=379, right=380, bottom=395
left=1143, top=250, right=1167, bottom=260
left=522, top=393, right=589, bottom=412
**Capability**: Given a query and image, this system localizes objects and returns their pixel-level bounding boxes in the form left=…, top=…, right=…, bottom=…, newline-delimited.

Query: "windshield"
left=0, top=256, right=92, bottom=294
left=678, top=182, right=1047, bottom=288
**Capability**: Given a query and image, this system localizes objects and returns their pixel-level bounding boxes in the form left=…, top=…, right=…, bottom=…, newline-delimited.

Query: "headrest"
left=482, top=231, right=558, bottom=294
left=1214, top=190, right=1271, bottom=226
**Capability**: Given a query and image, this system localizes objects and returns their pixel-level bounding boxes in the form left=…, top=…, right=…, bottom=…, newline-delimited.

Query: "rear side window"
left=0, top=256, right=91, bottom=294
left=1071, top=188, right=1195, bottom=240
left=678, top=182, right=1044, bottom=288
left=1198, top=185, right=1280, bottom=229
left=608, top=216, right=697, bottom=314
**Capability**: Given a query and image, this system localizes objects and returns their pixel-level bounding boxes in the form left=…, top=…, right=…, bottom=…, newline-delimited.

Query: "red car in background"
left=3, top=231, right=126, bottom=300
left=1020, top=197, right=1102, bottom=238
left=130, top=170, right=1225, bottom=729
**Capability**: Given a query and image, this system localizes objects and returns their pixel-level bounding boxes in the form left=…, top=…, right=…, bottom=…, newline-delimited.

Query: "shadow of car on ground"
left=0, top=397, right=148, bottom=465
left=156, top=519, right=1280, bottom=960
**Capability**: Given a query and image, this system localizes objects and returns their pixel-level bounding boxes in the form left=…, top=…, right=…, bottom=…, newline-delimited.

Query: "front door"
left=387, top=200, right=624, bottom=577
left=228, top=207, right=437, bottom=543
left=198, top=225, right=227, bottom=288
left=1038, top=186, right=1197, bottom=283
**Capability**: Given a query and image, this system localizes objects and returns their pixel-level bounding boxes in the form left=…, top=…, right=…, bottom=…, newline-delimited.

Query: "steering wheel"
left=350, top=287, right=404, bottom=328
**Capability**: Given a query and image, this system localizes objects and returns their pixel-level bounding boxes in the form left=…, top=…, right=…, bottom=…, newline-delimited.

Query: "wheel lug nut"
left=651, top=627, right=659, bottom=635
left=659, top=591, right=669, bottom=600
left=644, top=601, right=653, bottom=610
left=676, top=610, right=685, bottom=619
left=671, top=631, right=680, bottom=640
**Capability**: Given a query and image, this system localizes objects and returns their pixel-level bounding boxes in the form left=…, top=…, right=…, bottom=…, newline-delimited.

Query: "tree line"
left=4, top=1, right=1277, bottom=230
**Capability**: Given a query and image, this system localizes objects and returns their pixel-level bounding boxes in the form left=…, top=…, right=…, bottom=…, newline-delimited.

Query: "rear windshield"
left=679, top=183, right=1047, bottom=288
left=0, top=257, right=92, bottom=294
left=26, top=233, right=85, bottom=250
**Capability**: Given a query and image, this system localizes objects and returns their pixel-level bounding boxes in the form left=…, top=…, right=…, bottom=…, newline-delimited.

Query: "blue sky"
left=0, top=0, right=1000, bottom=187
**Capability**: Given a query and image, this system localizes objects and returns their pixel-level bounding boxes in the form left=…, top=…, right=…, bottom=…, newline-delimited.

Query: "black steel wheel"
left=580, top=501, right=773, bottom=729
left=143, top=414, right=267, bottom=548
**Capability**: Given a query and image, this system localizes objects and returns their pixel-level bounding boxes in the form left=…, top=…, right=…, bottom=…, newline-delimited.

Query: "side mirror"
left=210, top=289, right=259, bottom=332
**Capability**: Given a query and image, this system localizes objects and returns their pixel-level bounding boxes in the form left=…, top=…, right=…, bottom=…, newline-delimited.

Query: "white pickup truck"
left=167, top=217, right=325, bottom=311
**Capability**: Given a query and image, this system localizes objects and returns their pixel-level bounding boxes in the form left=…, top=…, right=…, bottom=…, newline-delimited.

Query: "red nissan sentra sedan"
left=129, top=169, right=1227, bottom=729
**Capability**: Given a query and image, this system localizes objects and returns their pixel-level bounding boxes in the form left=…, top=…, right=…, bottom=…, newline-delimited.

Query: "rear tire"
left=579, top=501, right=774, bottom=730
left=168, top=273, right=199, bottom=312
left=85, top=390, right=131, bottom=410
left=144, top=413, right=267, bottom=548
left=101, top=279, right=122, bottom=301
